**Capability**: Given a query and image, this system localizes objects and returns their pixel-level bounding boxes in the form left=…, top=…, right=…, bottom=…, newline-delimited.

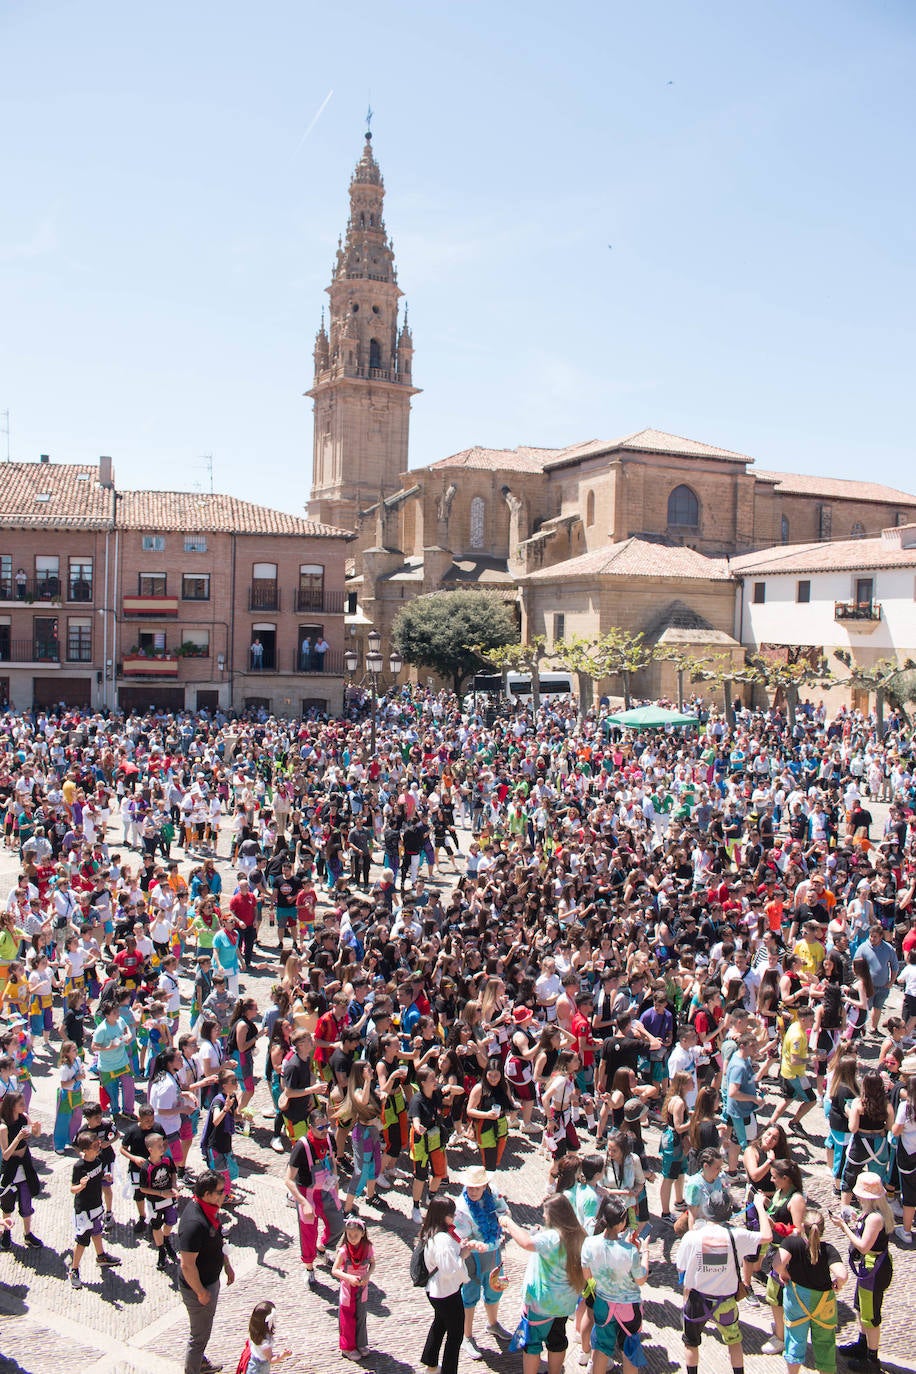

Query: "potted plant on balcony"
left=176, top=641, right=207, bottom=658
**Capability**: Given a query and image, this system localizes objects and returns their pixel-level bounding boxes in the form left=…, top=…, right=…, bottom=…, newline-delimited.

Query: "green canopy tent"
left=603, top=705, right=699, bottom=730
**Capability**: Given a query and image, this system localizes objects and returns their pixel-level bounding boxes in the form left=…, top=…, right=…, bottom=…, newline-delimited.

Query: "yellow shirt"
left=780, top=1019, right=809, bottom=1080
left=793, top=938, right=824, bottom=980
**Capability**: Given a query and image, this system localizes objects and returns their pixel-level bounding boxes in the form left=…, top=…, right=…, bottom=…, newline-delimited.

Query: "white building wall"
left=741, top=566, right=916, bottom=661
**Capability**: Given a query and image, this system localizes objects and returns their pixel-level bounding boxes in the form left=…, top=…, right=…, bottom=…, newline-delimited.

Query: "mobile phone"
left=632, top=1222, right=652, bottom=1243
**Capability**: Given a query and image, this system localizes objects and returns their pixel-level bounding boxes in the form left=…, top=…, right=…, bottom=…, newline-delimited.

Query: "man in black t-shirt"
left=271, top=862, right=302, bottom=953
left=280, top=1031, right=326, bottom=1140
left=177, top=1170, right=234, bottom=1374
left=70, top=1132, right=121, bottom=1289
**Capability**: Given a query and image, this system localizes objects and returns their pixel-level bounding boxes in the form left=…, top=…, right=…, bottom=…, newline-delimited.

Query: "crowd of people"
left=1, top=688, right=916, bottom=1374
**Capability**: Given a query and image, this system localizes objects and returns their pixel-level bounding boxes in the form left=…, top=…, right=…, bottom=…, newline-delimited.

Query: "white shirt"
left=423, top=1230, right=467, bottom=1298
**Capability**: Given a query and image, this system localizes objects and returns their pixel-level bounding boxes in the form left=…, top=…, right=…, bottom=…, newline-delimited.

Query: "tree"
left=551, top=636, right=607, bottom=717
left=592, top=628, right=656, bottom=710
left=744, top=647, right=830, bottom=727
left=833, top=651, right=916, bottom=736
left=391, top=591, right=516, bottom=695
left=476, top=636, right=547, bottom=711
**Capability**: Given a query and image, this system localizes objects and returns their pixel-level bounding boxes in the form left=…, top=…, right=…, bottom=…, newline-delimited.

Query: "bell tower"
left=307, top=126, right=419, bottom=529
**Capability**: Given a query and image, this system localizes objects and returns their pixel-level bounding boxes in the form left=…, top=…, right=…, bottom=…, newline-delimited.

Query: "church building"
left=307, top=132, right=916, bottom=699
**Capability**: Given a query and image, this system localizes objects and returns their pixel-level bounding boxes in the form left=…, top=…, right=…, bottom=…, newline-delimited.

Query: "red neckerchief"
left=345, top=1236, right=370, bottom=1267
left=197, top=1198, right=222, bottom=1229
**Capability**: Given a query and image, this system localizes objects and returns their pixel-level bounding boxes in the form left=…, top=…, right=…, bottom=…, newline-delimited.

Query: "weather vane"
left=366, top=104, right=374, bottom=137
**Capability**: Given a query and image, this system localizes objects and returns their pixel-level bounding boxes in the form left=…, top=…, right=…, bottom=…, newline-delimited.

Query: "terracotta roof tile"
left=116, top=491, right=350, bottom=538
left=523, top=538, right=731, bottom=583
left=427, top=445, right=560, bottom=474
left=732, top=532, right=916, bottom=576
left=598, top=428, right=751, bottom=464
left=755, top=469, right=916, bottom=505
left=0, top=461, right=114, bottom=528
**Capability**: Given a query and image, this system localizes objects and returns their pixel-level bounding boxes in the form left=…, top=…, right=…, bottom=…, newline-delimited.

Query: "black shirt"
left=329, top=1046, right=356, bottom=1082
left=85, top=1117, right=117, bottom=1168
left=781, top=1232, right=841, bottom=1291
left=72, top=1156, right=106, bottom=1214
left=177, top=1198, right=225, bottom=1288
left=280, top=1053, right=314, bottom=1125
left=272, top=874, right=302, bottom=910
left=121, top=1121, right=151, bottom=1178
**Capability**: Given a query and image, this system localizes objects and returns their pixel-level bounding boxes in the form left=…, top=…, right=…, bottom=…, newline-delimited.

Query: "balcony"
left=248, top=582, right=280, bottom=612
left=121, top=653, right=179, bottom=677
left=835, top=600, right=882, bottom=631
left=294, top=587, right=345, bottom=615
left=122, top=595, right=180, bottom=617
left=292, top=648, right=343, bottom=675
left=0, top=576, right=63, bottom=605
left=0, top=639, right=61, bottom=665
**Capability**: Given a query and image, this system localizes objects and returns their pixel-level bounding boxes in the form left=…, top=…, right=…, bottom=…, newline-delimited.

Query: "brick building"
left=0, top=456, right=350, bottom=715
left=305, top=135, right=916, bottom=678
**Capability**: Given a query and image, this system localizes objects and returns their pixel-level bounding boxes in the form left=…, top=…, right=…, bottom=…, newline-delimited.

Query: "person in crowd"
left=177, top=1169, right=236, bottom=1374
left=418, top=1194, right=485, bottom=1374
left=500, top=1193, right=586, bottom=1374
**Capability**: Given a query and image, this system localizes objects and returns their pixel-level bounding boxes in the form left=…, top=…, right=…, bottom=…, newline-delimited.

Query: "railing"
left=0, top=639, right=60, bottom=663
left=0, top=576, right=63, bottom=603
left=294, top=587, right=346, bottom=615
left=293, top=648, right=343, bottom=674
left=248, top=583, right=280, bottom=612
left=314, top=363, right=410, bottom=386
left=835, top=601, right=882, bottom=622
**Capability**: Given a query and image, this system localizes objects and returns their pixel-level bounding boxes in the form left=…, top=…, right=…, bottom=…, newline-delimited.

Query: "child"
left=236, top=1299, right=291, bottom=1372
left=69, top=1130, right=121, bottom=1288
left=202, top=1067, right=240, bottom=1202
left=141, top=1131, right=179, bottom=1270
left=119, top=1103, right=156, bottom=1233
left=569, top=1154, right=606, bottom=1235
left=331, top=1215, right=376, bottom=1360
left=82, top=1102, right=118, bottom=1230
left=54, top=1040, right=86, bottom=1153
left=580, top=1196, right=650, bottom=1374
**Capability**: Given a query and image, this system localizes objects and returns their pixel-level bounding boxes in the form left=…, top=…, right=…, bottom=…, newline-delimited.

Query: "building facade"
left=0, top=458, right=350, bottom=716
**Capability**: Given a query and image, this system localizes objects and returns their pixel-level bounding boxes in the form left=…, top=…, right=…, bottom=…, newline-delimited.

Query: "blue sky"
left=1, top=0, right=914, bottom=511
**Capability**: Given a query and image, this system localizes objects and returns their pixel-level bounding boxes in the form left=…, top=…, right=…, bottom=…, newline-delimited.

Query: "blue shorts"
left=462, top=1249, right=503, bottom=1308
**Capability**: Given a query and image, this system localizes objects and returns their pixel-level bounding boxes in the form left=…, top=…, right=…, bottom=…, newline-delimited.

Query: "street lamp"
left=346, top=628, right=401, bottom=753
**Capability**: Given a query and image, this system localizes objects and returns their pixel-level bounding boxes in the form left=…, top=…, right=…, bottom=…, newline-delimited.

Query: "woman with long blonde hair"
left=773, top=1209, right=847, bottom=1374
left=833, top=1173, right=894, bottom=1368
left=500, top=1192, right=586, bottom=1374
left=659, top=1071, right=692, bottom=1219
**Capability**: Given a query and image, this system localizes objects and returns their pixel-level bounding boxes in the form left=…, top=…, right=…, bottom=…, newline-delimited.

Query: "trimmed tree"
left=475, top=636, right=547, bottom=712
left=392, top=591, right=516, bottom=695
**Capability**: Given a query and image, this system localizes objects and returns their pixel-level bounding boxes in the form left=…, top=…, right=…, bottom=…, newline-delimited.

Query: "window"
left=851, top=521, right=865, bottom=539
left=68, top=558, right=93, bottom=602
left=667, top=485, right=699, bottom=528
left=753, top=582, right=766, bottom=604
left=251, top=563, right=278, bottom=611
left=469, top=496, right=485, bottom=549
left=0, top=555, right=10, bottom=599
left=138, top=630, right=167, bottom=654
left=817, top=504, right=832, bottom=540
left=139, top=573, right=167, bottom=597
left=184, top=536, right=207, bottom=553
left=297, top=564, right=325, bottom=612
left=553, top=613, right=566, bottom=644
left=585, top=491, right=595, bottom=527
left=796, top=580, right=811, bottom=603
left=780, top=515, right=790, bottom=544
left=856, top=577, right=874, bottom=606
left=369, top=339, right=382, bottom=370
left=142, top=535, right=165, bottom=552
left=179, top=629, right=210, bottom=657
left=67, top=617, right=92, bottom=662
left=181, top=573, right=210, bottom=601
left=35, top=555, right=60, bottom=598
left=346, top=590, right=358, bottom=615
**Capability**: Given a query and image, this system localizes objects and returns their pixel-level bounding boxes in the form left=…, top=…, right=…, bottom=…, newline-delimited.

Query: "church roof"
left=427, top=445, right=560, bottom=474
left=523, top=537, right=731, bottom=583
left=755, top=469, right=916, bottom=506
left=428, top=430, right=752, bottom=476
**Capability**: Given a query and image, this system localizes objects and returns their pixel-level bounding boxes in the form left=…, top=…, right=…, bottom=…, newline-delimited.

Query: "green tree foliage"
left=392, top=591, right=516, bottom=694
left=476, top=636, right=547, bottom=711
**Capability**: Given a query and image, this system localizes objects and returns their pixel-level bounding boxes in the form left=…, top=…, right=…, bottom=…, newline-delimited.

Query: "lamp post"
left=344, top=628, right=402, bottom=755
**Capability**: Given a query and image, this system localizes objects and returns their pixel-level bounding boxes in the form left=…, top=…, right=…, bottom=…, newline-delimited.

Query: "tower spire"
left=306, top=130, right=420, bottom=529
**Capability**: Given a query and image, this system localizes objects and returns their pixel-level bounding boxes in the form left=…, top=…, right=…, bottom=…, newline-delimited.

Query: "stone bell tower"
left=307, top=126, right=419, bottom=529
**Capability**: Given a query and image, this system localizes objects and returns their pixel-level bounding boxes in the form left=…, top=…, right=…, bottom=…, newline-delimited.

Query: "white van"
left=471, top=671, right=575, bottom=701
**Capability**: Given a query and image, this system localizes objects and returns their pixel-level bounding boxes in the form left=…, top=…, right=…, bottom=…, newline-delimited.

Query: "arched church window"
left=781, top=515, right=790, bottom=543
left=470, top=497, right=485, bottom=549
left=369, top=339, right=382, bottom=370
left=667, top=484, right=699, bottom=528
left=585, top=490, right=595, bottom=526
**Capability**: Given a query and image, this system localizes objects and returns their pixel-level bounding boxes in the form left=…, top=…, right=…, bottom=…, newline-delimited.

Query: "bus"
left=470, top=671, right=575, bottom=700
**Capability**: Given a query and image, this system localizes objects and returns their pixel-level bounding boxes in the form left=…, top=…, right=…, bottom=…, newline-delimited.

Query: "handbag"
left=726, top=1225, right=749, bottom=1301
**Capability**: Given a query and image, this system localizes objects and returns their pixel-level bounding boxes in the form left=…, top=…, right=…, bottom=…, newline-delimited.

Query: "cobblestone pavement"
left=2, top=818, right=916, bottom=1373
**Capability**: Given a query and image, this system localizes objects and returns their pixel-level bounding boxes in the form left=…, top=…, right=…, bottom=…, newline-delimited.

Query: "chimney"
left=39, top=454, right=50, bottom=464
left=98, top=455, right=114, bottom=489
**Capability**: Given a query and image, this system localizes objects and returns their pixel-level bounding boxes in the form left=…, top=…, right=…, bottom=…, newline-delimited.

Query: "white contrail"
left=294, top=90, right=334, bottom=157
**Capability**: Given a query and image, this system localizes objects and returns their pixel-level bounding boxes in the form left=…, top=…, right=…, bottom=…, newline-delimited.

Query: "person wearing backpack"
left=416, top=1195, right=485, bottom=1374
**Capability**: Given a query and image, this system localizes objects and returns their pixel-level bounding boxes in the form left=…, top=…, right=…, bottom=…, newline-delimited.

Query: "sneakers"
left=488, top=1323, right=513, bottom=1344
left=97, top=1252, right=121, bottom=1267
left=200, top=1361, right=223, bottom=1374
left=102, top=1211, right=115, bottom=1232
left=164, top=1237, right=177, bottom=1261
left=412, top=1205, right=422, bottom=1223
left=460, top=1338, right=482, bottom=1361
left=760, top=1338, right=782, bottom=1355
left=895, top=1225, right=915, bottom=1245
left=69, top=1268, right=83, bottom=1289
left=306, top=1268, right=318, bottom=1288
left=376, top=1172, right=393, bottom=1190
left=24, top=1234, right=43, bottom=1249
left=270, top=1137, right=285, bottom=1153
left=0, top=1230, right=11, bottom=1251
left=157, top=1247, right=169, bottom=1271
left=743, top=1291, right=762, bottom=1309
left=341, top=1353, right=361, bottom=1362
left=133, top=1218, right=147, bottom=1235
left=791, top=1120, right=811, bottom=1138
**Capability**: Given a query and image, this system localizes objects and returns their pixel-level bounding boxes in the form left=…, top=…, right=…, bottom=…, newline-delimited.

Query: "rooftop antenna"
left=194, top=453, right=214, bottom=494
left=0, top=411, right=9, bottom=462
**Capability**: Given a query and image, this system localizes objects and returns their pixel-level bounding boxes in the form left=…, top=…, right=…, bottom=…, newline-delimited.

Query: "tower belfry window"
left=369, top=339, right=382, bottom=370
left=470, top=497, right=485, bottom=549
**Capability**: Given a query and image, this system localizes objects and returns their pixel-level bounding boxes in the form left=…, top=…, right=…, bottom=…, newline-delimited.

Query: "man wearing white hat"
left=453, top=1166, right=511, bottom=1360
